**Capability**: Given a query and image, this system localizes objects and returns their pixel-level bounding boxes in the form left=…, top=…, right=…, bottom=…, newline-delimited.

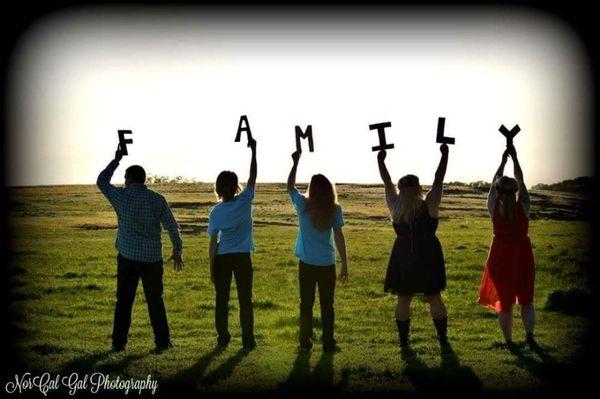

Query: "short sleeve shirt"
left=207, top=186, right=255, bottom=255
left=290, top=188, right=344, bottom=266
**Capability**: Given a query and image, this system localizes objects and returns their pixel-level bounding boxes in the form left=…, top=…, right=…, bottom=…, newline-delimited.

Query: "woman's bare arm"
left=426, top=144, right=449, bottom=218
left=507, top=144, right=530, bottom=216
left=247, top=138, right=257, bottom=188
left=487, top=149, right=509, bottom=216
left=209, top=235, right=218, bottom=284
left=287, top=151, right=301, bottom=193
left=377, top=150, right=397, bottom=203
left=333, top=226, right=348, bottom=283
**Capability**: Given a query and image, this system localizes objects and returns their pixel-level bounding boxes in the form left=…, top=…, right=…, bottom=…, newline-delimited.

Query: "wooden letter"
left=235, top=115, right=253, bottom=147
left=499, top=124, right=521, bottom=146
left=295, top=125, right=314, bottom=152
left=436, top=117, right=455, bottom=145
left=117, top=130, right=133, bottom=155
left=369, top=122, right=394, bottom=152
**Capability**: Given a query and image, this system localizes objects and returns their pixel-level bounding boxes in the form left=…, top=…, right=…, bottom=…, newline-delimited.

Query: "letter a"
left=235, top=115, right=253, bottom=147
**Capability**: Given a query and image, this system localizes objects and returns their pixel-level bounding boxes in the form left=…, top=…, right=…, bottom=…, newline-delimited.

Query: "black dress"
left=384, top=201, right=446, bottom=295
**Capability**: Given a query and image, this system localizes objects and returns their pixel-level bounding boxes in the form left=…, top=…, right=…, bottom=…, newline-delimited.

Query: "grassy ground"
left=6, top=183, right=593, bottom=394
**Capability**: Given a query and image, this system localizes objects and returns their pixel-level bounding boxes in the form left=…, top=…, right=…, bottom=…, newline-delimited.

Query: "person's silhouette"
left=287, top=150, right=349, bottom=352
left=97, top=145, right=184, bottom=352
left=376, top=144, right=451, bottom=353
left=207, top=138, right=258, bottom=350
left=478, top=143, right=536, bottom=346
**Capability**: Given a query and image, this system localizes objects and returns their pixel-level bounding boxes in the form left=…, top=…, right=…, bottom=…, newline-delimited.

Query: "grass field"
left=6, top=182, right=593, bottom=394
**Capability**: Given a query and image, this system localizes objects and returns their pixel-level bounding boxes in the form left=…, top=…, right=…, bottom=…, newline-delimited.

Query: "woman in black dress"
left=376, top=144, right=450, bottom=352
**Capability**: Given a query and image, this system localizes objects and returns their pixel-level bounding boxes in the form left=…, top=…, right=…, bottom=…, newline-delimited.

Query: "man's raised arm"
left=97, top=146, right=124, bottom=202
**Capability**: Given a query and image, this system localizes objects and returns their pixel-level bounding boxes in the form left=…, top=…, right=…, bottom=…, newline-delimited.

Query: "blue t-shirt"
left=207, top=186, right=255, bottom=255
left=290, top=188, right=344, bottom=266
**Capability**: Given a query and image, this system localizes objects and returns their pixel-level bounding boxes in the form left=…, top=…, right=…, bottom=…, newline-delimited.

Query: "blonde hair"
left=390, top=175, right=425, bottom=224
left=495, top=176, right=518, bottom=226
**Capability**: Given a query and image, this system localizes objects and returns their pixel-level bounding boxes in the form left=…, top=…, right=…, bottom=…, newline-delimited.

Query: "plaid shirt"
left=97, top=160, right=183, bottom=262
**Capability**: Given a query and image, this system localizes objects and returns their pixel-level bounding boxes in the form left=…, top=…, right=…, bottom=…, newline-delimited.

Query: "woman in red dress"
left=478, top=144, right=536, bottom=346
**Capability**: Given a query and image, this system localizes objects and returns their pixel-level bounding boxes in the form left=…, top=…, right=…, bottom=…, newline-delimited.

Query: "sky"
left=6, top=6, right=594, bottom=186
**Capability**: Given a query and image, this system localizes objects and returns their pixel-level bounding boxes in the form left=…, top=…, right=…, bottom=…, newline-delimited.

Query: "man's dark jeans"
left=299, top=261, right=336, bottom=349
left=213, top=252, right=255, bottom=347
left=112, top=253, right=170, bottom=349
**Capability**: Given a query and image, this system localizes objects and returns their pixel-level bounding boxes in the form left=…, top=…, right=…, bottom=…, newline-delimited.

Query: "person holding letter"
left=97, top=144, right=184, bottom=352
left=477, top=143, right=536, bottom=347
left=376, top=144, right=451, bottom=352
left=207, top=137, right=258, bottom=350
left=287, top=150, right=349, bottom=352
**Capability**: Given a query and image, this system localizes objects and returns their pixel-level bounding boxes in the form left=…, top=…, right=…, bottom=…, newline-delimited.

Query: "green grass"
left=7, top=183, right=592, bottom=394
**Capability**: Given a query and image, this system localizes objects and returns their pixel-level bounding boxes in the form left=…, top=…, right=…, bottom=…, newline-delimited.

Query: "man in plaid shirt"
left=97, top=146, right=184, bottom=352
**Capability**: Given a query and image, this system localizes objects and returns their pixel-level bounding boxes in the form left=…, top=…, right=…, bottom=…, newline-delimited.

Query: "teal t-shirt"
left=290, top=188, right=344, bottom=266
left=207, top=186, right=255, bottom=255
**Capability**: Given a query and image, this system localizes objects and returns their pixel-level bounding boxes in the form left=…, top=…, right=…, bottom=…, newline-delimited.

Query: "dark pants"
left=299, top=261, right=336, bottom=349
left=213, top=252, right=255, bottom=346
left=112, top=253, right=170, bottom=348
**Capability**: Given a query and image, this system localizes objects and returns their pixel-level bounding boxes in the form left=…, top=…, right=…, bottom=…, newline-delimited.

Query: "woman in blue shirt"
left=286, top=150, right=349, bottom=352
left=207, top=138, right=257, bottom=350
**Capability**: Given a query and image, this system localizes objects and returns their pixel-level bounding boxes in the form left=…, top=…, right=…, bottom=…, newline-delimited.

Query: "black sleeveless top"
left=384, top=202, right=446, bottom=295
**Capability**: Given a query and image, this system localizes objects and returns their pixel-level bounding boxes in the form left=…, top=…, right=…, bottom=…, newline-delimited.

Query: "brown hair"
left=215, top=171, right=241, bottom=202
left=305, top=174, right=338, bottom=231
left=495, top=176, right=518, bottom=226
left=390, top=174, right=425, bottom=224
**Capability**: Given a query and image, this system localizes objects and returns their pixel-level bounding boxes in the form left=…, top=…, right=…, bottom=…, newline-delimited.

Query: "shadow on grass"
left=60, top=350, right=145, bottom=375
left=199, top=348, right=249, bottom=388
left=169, top=346, right=249, bottom=389
left=401, top=347, right=482, bottom=393
left=506, top=340, right=571, bottom=387
left=279, top=351, right=338, bottom=393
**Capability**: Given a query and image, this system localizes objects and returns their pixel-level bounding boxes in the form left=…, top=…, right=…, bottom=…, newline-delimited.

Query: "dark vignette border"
left=0, top=1, right=597, bottom=397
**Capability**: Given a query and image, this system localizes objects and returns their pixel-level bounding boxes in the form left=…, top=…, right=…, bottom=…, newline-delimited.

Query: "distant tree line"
left=447, top=177, right=593, bottom=194
left=146, top=174, right=199, bottom=184
left=531, top=177, right=593, bottom=194
left=145, top=174, right=592, bottom=194
left=447, top=181, right=491, bottom=190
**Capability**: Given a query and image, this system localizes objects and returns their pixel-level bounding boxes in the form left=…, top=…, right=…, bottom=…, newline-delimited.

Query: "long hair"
left=390, top=174, right=425, bottom=224
left=214, top=171, right=241, bottom=202
left=305, top=174, right=338, bottom=231
left=495, top=176, right=518, bottom=226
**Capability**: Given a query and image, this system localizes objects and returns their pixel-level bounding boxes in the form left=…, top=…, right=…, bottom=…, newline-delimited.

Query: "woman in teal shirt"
left=287, top=150, right=349, bottom=352
left=207, top=138, right=257, bottom=350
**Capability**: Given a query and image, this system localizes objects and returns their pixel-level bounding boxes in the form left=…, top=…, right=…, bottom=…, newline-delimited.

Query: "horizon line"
left=5, top=175, right=592, bottom=189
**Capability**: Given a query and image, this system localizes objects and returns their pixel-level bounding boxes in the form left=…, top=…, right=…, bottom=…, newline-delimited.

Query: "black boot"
left=433, top=316, right=452, bottom=353
left=525, top=332, right=534, bottom=344
left=525, top=332, right=539, bottom=351
left=396, top=319, right=410, bottom=348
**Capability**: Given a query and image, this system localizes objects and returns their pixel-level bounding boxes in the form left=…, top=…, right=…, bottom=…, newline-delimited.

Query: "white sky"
left=7, top=6, right=594, bottom=186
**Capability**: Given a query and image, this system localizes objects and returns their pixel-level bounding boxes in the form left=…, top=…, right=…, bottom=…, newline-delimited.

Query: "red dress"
left=478, top=201, right=535, bottom=312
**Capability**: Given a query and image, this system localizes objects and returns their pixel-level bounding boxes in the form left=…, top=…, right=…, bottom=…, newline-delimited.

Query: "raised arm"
left=287, top=151, right=301, bottom=193
left=247, top=138, right=257, bottom=188
left=97, top=145, right=124, bottom=203
left=377, top=150, right=397, bottom=201
left=160, top=199, right=184, bottom=271
left=487, top=149, right=509, bottom=216
left=507, top=144, right=530, bottom=215
left=426, top=144, right=449, bottom=218
left=333, top=226, right=348, bottom=283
